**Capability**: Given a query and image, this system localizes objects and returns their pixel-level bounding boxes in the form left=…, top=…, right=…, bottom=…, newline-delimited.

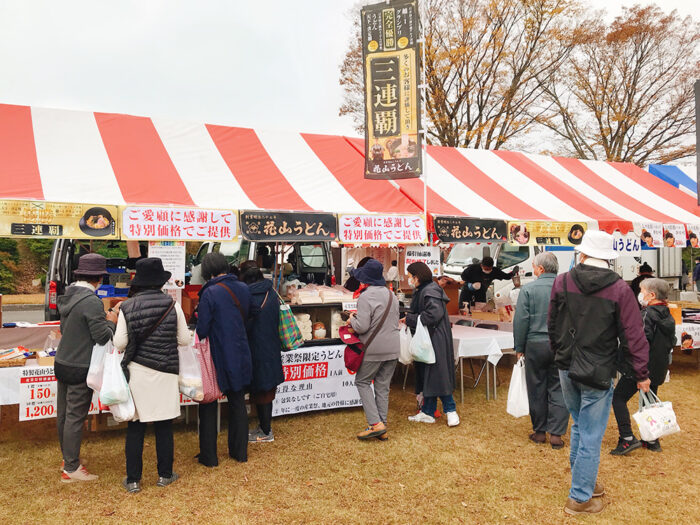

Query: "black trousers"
left=198, top=389, right=248, bottom=466
left=257, top=403, right=273, bottom=435
left=612, top=376, right=659, bottom=438
left=125, top=419, right=174, bottom=483
left=524, top=340, right=569, bottom=436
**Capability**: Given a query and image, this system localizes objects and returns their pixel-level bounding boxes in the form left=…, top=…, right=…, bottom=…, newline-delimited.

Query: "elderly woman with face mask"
left=513, top=252, right=569, bottom=449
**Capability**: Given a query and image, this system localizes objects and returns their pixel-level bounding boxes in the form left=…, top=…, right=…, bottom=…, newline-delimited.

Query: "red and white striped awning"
left=1, top=104, right=698, bottom=229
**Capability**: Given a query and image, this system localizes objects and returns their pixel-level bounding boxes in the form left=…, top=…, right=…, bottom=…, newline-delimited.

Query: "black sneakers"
left=610, top=436, right=642, bottom=455
left=642, top=440, right=663, bottom=452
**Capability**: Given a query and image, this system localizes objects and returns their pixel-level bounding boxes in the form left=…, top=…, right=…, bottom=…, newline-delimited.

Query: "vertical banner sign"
left=148, top=241, right=186, bottom=304
left=362, top=0, right=422, bottom=179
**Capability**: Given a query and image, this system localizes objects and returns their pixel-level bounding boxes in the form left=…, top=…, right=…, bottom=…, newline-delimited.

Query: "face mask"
left=408, top=277, right=417, bottom=289
left=638, top=292, right=648, bottom=307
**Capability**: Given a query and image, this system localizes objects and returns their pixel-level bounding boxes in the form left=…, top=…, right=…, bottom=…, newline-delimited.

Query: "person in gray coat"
left=349, top=259, right=400, bottom=440
left=55, top=253, right=118, bottom=482
left=513, top=252, right=569, bottom=449
left=403, top=262, right=459, bottom=427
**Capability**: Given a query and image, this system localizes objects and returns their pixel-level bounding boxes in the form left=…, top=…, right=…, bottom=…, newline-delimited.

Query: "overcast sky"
left=0, top=0, right=697, bottom=138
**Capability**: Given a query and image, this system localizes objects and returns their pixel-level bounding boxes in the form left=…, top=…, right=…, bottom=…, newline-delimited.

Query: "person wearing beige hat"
left=548, top=230, right=650, bottom=515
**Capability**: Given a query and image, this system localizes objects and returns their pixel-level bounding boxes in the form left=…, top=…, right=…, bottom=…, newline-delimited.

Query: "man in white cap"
left=548, top=230, right=650, bottom=515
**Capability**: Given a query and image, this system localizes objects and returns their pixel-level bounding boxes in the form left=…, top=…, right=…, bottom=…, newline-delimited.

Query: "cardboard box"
left=102, top=297, right=126, bottom=312
left=89, top=413, right=128, bottom=432
left=35, top=355, right=55, bottom=366
left=469, top=311, right=501, bottom=321
left=668, top=304, right=682, bottom=325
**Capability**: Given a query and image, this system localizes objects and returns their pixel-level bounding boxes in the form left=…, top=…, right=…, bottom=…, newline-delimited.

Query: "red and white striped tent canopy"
left=1, top=104, right=698, bottom=231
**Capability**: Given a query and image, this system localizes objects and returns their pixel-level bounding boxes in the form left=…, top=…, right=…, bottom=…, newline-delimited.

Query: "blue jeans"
left=559, top=370, right=614, bottom=503
left=422, top=394, right=456, bottom=416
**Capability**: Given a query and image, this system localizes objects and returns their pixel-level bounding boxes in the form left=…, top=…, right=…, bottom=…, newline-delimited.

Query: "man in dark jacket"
left=55, top=253, right=118, bottom=482
left=692, top=257, right=700, bottom=292
left=514, top=252, right=568, bottom=449
left=611, top=278, right=676, bottom=455
left=459, top=256, right=517, bottom=307
left=548, top=231, right=650, bottom=516
left=629, top=263, right=653, bottom=307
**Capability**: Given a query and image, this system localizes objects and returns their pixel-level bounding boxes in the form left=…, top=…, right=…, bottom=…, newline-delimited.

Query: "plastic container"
left=97, top=285, right=115, bottom=298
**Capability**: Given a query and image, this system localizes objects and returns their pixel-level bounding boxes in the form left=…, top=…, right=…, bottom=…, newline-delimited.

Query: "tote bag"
left=194, top=334, right=223, bottom=404
left=275, top=291, right=304, bottom=352
left=632, top=390, right=680, bottom=441
left=410, top=316, right=436, bottom=364
left=506, top=357, right=529, bottom=418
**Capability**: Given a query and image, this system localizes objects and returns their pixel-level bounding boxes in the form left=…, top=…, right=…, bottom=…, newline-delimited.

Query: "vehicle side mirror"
left=525, top=272, right=533, bottom=277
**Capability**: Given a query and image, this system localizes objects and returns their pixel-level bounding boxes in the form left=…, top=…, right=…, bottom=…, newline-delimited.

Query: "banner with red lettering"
left=122, top=206, right=237, bottom=241
left=338, top=214, right=426, bottom=244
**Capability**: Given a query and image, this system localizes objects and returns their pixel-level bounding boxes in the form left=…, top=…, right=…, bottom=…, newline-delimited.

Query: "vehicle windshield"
left=445, top=244, right=484, bottom=267
left=299, top=244, right=326, bottom=269
left=497, top=244, right=530, bottom=269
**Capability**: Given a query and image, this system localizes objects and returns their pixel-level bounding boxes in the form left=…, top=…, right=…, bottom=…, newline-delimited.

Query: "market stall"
left=2, top=102, right=700, bottom=417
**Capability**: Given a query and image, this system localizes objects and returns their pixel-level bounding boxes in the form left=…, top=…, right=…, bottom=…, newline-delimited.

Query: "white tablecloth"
left=449, top=315, right=514, bottom=332
left=451, top=325, right=515, bottom=365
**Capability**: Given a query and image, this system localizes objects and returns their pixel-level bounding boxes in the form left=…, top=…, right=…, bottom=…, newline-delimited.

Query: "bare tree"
left=339, top=0, right=582, bottom=148
left=537, top=5, right=700, bottom=165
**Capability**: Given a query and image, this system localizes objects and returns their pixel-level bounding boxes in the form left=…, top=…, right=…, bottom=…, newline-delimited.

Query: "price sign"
left=612, top=232, right=641, bottom=255
left=342, top=301, right=357, bottom=313
left=19, top=367, right=57, bottom=421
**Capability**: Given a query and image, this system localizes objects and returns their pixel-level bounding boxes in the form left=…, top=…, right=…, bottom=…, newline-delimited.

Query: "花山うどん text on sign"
left=121, top=207, right=237, bottom=241
left=239, top=211, right=337, bottom=242
left=433, top=216, right=507, bottom=243
left=338, top=214, right=426, bottom=244
left=362, top=0, right=422, bottom=180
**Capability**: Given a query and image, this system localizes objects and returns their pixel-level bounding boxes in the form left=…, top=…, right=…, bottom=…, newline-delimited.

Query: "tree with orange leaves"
left=537, top=5, right=699, bottom=164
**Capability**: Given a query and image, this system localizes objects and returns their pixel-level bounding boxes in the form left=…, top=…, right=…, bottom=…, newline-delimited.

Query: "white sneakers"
left=408, top=411, right=436, bottom=423
left=61, top=465, right=98, bottom=483
left=446, top=411, right=460, bottom=427
left=407, top=411, right=460, bottom=426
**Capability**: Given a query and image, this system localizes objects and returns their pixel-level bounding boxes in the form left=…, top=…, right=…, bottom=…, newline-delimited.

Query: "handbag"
left=632, top=390, right=680, bottom=441
left=194, top=334, right=223, bottom=404
left=342, top=288, right=393, bottom=372
left=506, top=357, right=529, bottom=418
left=410, top=316, right=436, bottom=364
left=398, top=324, right=413, bottom=365
left=87, top=340, right=111, bottom=392
left=274, top=290, right=305, bottom=352
left=99, top=347, right=130, bottom=406
left=562, top=275, right=612, bottom=390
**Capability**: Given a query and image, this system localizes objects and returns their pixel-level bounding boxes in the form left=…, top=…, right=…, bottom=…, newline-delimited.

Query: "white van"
left=189, top=240, right=334, bottom=286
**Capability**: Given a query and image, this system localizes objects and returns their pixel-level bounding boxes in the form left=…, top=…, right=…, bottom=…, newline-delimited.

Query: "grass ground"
left=1, top=357, right=698, bottom=525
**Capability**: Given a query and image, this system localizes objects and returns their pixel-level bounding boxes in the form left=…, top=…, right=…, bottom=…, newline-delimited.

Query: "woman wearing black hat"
left=113, top=258, right=192, bottom=493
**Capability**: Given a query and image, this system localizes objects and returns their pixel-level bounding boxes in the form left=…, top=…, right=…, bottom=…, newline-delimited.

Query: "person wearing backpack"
left=114, top=258, right=192, bottom=493
left=548, top=231, right=650, bottom=515
left=610, top=278, right=676, bottom=455
left=347, top=259, right=400, bottom=440
left=195, top=253, right=255, bottom=466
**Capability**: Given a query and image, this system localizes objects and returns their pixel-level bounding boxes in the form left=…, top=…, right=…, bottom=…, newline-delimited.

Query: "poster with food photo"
left=507, top=221, right=586, bottom=247
left=662, top=224, right=687, bottom=248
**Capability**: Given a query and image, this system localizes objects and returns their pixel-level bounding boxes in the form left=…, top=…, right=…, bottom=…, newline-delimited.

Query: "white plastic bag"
left=178, top=340, right=204, bottom=401
left=99, top=349, right=130, bottom=406
left=410, top=316, right=435, bottom=364
left=506, top=357, right=529, bottom=418
left=632, top=390, right=680, bottom=441
left=108, top=388, right=135, bottom=423
left=399, top=324, right=413, bottom=365
left=87, top=341, right=111, bottom=392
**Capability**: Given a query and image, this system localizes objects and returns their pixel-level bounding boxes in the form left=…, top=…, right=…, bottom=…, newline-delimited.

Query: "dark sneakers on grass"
left=642, top=440, right=662, bottom=452
left=610, top=437, right=641, bottom=455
